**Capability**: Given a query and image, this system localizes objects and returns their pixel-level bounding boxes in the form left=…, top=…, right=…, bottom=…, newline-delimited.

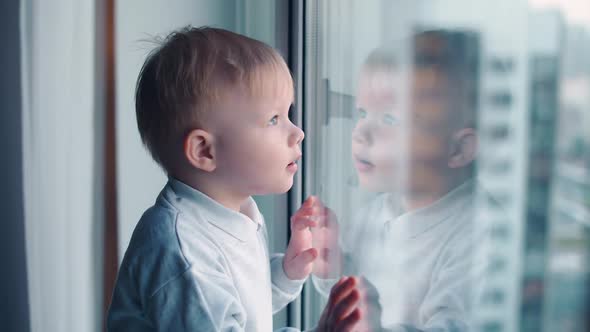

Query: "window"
left=298, top=1, right=590, bottom=331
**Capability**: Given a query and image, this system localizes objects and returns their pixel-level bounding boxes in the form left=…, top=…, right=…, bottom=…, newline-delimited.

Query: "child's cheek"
left=374, top=133, right=403, bottom=163
left=410, top=132, right=448, bottom=162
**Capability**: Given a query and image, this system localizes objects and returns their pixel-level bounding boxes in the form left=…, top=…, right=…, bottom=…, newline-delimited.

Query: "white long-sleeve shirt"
left=314, top=180, right=488, bottom=331
left=108, top=178, right=305, bottom=332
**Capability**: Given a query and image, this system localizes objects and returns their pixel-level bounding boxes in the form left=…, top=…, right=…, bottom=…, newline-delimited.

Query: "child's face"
left=352, top=67, right=456, bottom=194
left=208, top=81, right=304, bottom=196
left=352, top=68, right=407, bottom=192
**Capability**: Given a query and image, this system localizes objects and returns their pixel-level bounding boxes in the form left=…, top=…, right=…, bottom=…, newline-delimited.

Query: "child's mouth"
left=287, top=155, right=301, bottom=173
left=287, top=161, right=298, bottom=172
left=354, top=156, right=375, bottom=172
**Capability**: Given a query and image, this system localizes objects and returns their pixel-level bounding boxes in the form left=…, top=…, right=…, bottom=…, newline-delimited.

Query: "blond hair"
left=135, top=26, right=293, bottom=171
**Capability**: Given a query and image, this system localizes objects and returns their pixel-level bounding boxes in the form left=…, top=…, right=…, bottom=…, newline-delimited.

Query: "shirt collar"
left=163, top=178, right=263, bottom=242
left=387, top=179, right=476, bottom=239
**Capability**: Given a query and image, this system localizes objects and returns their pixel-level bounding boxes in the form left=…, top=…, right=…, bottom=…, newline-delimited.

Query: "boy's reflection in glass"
left=312, top=30, right=486, bottom=331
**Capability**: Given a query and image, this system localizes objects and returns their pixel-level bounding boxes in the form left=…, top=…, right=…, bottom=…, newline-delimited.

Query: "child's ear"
left=448, top=128, right=477, bottom=169
left=184, top=129, right=216, bottom=172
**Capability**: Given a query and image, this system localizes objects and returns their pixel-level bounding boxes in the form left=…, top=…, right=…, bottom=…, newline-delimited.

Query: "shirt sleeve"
left=310, top=274, right=339, bottom=300
left=270, top=253, right=306, bottom=313
left=145, top=266, right=248, bottom=332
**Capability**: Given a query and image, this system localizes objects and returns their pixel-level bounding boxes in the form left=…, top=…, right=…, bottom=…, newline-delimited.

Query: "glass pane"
left=303, top=1, right=590, bottom=331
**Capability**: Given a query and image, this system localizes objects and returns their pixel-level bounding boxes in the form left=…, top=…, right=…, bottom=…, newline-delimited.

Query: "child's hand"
left=283, top=196, right=320, bottom=280
left=316, top=276, right=362, bottom=332
left=306, top=197, right=342, bottom=278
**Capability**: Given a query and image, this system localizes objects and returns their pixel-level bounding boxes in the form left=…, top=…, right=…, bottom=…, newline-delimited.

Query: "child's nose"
left=352, top=124, right=372, bottom=145
left=290, top=125, right=305, bottom=146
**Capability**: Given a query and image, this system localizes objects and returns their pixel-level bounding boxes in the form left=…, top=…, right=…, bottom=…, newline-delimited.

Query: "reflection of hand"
left=284, top=197, right=319, bottom=280
left=293, top=196, right=342, bottom=278
left=355, top=277, right=383, bottom=332
left=316, top=276, right=362, bottom=332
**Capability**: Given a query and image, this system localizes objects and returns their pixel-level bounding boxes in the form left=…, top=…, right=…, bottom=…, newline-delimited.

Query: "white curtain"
left=20, top=0, right=103, bottom=331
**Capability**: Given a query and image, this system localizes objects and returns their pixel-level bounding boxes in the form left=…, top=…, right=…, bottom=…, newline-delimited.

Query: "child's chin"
left=260, top=178, right=294, bottom=195
left=359, top=176, right=390, bottom=192
left=358, top=175, right=375, bottom=189
left=277, top=178, right=295, bottom=193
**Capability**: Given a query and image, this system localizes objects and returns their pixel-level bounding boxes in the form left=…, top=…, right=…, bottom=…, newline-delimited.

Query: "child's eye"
left=356, top=108, right=367, bottom=119
left=268, top=115, right=279, bottom=126
left=382, top=114, right=398, bottom=126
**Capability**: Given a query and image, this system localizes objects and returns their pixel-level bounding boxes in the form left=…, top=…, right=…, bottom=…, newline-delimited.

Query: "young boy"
left=107, top=26, right=361, bottom=332
left=304, top=30, right=487, bottom=331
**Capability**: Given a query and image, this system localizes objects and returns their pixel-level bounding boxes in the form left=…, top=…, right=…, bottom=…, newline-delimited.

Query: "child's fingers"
left=290, top=214, right=318, bottom=230
left=303, top=195, right=331, bottom=212
left=333, top=276, right=357, bottom=296
left=328, top=276, right=357, bottom=307
left=294, top=205, right=328, bottom=218
left=291, top=247, right=318, bottom=268
left=302, top=195, right=319, bottom=208
left=292, top=210, right=332, bottom=229
left=330, top=276, right=349, bottom=291
left=294, top=207, right=336, bottom=229
left=331, top=289, right=360, bottom=322
left=317, top=247, right=341, bottom=262
left=335, top=308, right=361, bottom=332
